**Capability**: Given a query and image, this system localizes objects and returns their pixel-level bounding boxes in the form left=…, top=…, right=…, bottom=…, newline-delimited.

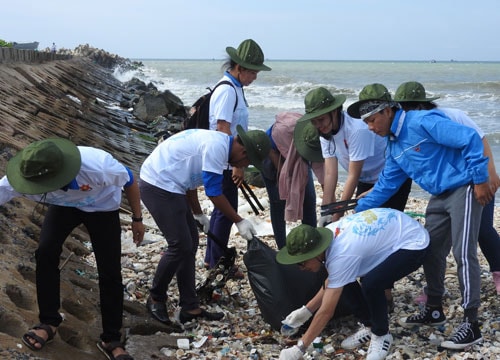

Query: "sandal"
left=97, top=341, right=134, bottom=360
left=22, top=323, right=56, bottom=351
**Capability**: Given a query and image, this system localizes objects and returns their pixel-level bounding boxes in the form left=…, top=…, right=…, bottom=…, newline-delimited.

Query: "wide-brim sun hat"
left=276, top=224, right=333, bottom=265
left=347, top=83, right=392, bottom=119
left=6, top=138, right=81, bottom=195
left=226, top=39, right=271, bottom=71
left=394, top=81, right=440, bottom=102
left=293, top=120, right=323, bottom=163
left=236, top=125, right=271, bottom=171
left=298, top=87, right=346, bottom=123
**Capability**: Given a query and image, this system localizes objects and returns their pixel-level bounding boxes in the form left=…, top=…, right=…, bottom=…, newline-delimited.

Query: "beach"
left=113, top=182, right=500, bottom=359
left=1, top=50, right=499, bottom=359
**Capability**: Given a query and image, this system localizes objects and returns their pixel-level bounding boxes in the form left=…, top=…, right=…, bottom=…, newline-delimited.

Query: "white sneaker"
left=366, top=333, right=393, bottom=360
left=341, top=323, right=371, bottom=349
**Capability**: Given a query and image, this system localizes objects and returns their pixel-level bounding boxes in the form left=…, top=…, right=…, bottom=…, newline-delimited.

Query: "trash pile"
left=83, top=185, right=500, bottom=359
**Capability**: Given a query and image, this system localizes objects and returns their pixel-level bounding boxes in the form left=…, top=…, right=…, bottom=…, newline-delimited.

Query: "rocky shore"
left=0, top=47, right=499, bottom=360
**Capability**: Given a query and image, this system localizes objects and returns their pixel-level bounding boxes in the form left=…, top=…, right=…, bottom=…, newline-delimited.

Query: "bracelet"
left=131, top=216, right=143, bottom=222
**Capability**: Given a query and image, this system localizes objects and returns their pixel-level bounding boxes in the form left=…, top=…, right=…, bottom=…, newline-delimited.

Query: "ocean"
left=116, top=59, right=500, bottom=203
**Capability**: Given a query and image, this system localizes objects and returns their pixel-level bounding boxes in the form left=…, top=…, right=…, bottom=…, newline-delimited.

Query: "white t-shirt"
left=439, top=107, right=484, bottom=138
left=140, top=129, right=230, bottom=194
left=209, top=75, right=249, bottom=135
left=324, top=208, right=429, bottom=288
left=0, top=146, right=131, bottom=212
left=320, top=111, right=387, bottom=183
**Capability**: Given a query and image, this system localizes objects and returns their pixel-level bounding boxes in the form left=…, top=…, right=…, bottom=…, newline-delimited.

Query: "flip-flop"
left=21, top=323, right=56, bottom=351
left=96, top=341, right=134, bottom=360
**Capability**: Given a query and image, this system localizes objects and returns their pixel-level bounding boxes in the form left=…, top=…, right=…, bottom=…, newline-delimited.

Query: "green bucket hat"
left=226, top=39, right=271, bottom=71
left=293, top=120, right=323, bottom=162
left=298, top=87, right=347, bottom=123
left=6, top=138, right=81, bottom=195
left=276, top=224, right=333, bottom=265
left=236, top=125, right=271, bottom=171
left=394, top=81, right=440, bottom=102
left=347, top=83, right=392, bottom=119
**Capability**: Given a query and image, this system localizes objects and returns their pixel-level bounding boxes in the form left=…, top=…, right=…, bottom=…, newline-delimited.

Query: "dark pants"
left=357, top=177, right=413, bottom=212
left=263, top=167, right=317, bottom=249
left=341, top=247, right=428, bottom=335
left=36, top=205, right=123, bottom=343
left=205, top=170, right=238, bottom=268
left=478, top=196, right=500, bottom=272
left=139, top=180, right=200, bottom=311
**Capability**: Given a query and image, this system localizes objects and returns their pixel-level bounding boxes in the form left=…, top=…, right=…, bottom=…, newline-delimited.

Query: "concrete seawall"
left=0, top=47, right=72, bottom=63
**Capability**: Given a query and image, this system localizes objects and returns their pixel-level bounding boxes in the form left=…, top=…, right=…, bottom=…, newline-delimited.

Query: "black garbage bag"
left=243, top=236, right=330, bottom=330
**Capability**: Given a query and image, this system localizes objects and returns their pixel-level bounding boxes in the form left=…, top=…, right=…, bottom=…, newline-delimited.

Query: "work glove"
left=193, top=214, right=210, bottom=233
left=318, top=214, right=332, bottom=227
left=281, top=305, right=313, bottom=328
left=279, top=345, right=303, bottom=360
left=236, top=219, right=257, bottom=241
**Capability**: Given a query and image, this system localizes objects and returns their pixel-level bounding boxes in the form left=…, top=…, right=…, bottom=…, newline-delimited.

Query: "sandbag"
left=243, top=236, right=328, bottom=330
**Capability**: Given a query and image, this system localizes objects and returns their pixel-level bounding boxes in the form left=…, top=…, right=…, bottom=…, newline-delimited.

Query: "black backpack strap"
left=212, top=80, right=238, bottom=112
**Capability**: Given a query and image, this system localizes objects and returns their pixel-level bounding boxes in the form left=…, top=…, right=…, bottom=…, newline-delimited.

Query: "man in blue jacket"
left=348, top=84, right=492, bottom=351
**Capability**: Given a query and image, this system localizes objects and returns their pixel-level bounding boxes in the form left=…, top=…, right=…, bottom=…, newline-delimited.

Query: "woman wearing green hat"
left=277, top=208, right=429, bottom=360
left=395, top=81, right=500, bottom=297
left=205, top=39, right=271, bottom=273
left=260, top=111, right=324, bottom=249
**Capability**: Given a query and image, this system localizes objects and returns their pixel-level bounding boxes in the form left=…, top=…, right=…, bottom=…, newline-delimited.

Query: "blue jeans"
left=263, top=167, right=317, bottom=249
left=342, top=247, right=428, bottom=335
left=205, top=170, right=238, bottom=268
left=478, top=196, right=500, bottom=272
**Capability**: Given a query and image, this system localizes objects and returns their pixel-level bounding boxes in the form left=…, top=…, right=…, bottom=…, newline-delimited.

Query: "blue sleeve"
left=123, top=167, right=134, bottom=188
left=202, top=171, right=224, bottom=196
left=421, top=112, right=488, bottom=184
left=355, top=156, right=408, bottom=212
left=266, top=125, right=278, bottom=151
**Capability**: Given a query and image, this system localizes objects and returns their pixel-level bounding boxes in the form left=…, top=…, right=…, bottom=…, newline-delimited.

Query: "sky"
left=3, top=0, right=500, bottom=62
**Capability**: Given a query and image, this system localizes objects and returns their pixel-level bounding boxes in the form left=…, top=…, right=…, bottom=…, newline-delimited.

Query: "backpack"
left=184, top=80, right=238, bottom=130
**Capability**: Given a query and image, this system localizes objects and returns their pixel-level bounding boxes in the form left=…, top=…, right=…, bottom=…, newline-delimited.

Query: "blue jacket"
left=356, top=109, right=489, bottom=212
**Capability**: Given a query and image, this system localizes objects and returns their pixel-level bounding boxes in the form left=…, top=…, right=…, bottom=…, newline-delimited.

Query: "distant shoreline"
left=133, top=58, right=500, bottom=63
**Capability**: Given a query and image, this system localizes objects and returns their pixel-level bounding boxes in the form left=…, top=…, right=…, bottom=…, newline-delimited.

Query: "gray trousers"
left=139, top=180, right=200, bottom=311
left=424, top=185, right=482, bottom=311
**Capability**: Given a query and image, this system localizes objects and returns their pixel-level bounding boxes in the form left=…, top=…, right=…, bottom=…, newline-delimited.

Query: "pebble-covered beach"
left=108, top=183, right=500, bottom=359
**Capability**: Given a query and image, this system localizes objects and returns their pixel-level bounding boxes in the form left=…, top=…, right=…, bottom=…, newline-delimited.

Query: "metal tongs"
left=320, top=199, right=358, bottom=216
left=239, top=180, right=265, bottom=215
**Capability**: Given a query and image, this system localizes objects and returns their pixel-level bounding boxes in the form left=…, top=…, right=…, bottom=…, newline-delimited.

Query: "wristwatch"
left=297, top=339, right=306, bottom=353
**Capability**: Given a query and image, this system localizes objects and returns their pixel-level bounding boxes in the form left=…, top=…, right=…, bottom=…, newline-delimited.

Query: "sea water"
left=116, top=59, right=500, bottom=203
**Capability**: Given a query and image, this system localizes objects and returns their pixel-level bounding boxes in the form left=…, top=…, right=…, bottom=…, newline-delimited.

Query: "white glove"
left=236, top=219, right=257, bottom=240
left=193, top=214, right=210, bottom=233
left=318, top=214, right=332, bottom=227
left=281, top=305, right=313, bottom=328
left=279, top=345, right=304, bottom=360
